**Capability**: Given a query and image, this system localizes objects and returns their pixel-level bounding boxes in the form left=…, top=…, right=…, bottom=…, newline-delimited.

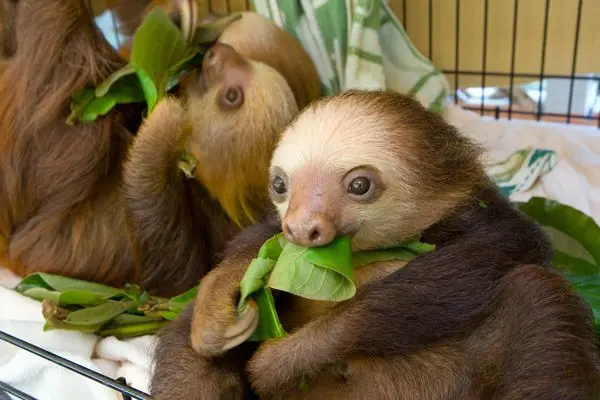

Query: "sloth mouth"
left=339, top=221, right=361, bottom=238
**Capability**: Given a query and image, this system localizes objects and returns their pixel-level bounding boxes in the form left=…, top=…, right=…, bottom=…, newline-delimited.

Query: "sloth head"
left=269, top=90, right=485, bottom=251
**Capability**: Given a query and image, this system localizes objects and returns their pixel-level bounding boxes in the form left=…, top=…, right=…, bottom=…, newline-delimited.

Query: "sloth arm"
left=122, top=98, right=235, bottom=297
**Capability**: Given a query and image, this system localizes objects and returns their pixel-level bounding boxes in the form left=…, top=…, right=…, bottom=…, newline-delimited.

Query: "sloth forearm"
left=122, top=99, right=211, bottom=295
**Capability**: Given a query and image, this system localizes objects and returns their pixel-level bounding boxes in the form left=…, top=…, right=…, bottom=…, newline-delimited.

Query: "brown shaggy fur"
left=0, top=0, right=17, bottom=59
left=151, top=90, right=600, bottom=400
left=0, top=0, right=320, bottom=297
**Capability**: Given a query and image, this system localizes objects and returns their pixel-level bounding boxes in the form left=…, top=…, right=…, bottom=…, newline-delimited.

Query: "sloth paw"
left=177, top=150, right=198, bottom=178
left=190, top=267, right=258, bottom=357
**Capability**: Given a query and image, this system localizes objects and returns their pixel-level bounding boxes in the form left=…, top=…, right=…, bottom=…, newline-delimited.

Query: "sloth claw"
left=222, top=299, right=259, bottom=351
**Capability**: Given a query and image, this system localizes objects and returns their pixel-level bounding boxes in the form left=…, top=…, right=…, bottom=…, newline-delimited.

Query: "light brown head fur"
left=218, top=12, right=322, bottom=110
left=182, top=42, right=299, bottom=227
left=269, top=90, right=486, bottom=250
left=174, top=10, right=322, bottom=227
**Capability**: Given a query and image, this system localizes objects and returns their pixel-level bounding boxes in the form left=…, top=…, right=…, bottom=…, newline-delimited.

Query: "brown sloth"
left=151, top=90, right=600, bottom=399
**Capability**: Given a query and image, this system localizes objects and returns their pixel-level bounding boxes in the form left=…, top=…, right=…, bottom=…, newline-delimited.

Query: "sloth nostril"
left=309, top=228, right=321, bottom=243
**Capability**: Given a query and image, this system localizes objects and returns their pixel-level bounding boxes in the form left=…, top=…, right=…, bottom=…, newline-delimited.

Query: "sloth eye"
left=272, top=176, right=287, bottom=195
left=221, top=87, right=244, bottom=109
left=348, top=177, right=371, bottom=196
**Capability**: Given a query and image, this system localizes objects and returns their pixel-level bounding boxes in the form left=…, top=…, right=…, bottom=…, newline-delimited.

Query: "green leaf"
left=130, top=8, right=199, bottom=111
left=134, top=69, right=159, bottom=112
left=42, top=274, right=122, bottom=297
left=166, top=52, right=204, bottom=92
left=67, top=74, right=146, bottom=124
left=137, top=290, right=150, bottom=305
left=21, top=288, right=61, bottom=302
left=65, top=301, right=135, bottom=326
left=192, top=12, right=243, bottom=43
left=247, top=288, right=287, bottom=341
left=563, top=272, right=600, bottom=336
left=237, top=234, right=287, bottom=313
left=98, top=320, right=170, bottom=338
left=268, top=236, right=355, bottom=302
left=58, top=290, right=107, bottom=307
left=169, top=286, right=198, bottom=306
left=42, top=300, right=107, bottom=333
left=151, top=311, right=179, bottom=321
left=167, top=286, right=198, bottom=316
left=516, top=197, right=600, bottom=341
left=16, top=273, right=124, bottom=298
left=352, top=240, right=436, bottom=268
left=66, top=88, right=97, bottom=125
left=402, top=240, right=437, bottom=255
left=95, top=64, right=137, bottom=97
left=111, top=314, right=163, bottom=326
left=15, top=273, right=54, bottom=293
left=257, top=234, right=286, bottom=260
left=517, top=197, right=600, bottom=266
left=352, top=248, right=418, bottom=268
left=236, top=233, right=436, bottom=343
left=238, top=258, right=276, bottom=314
left=552, top=250, right=598, bottom=276
left=14, top=272, right=202, bottom=337
left=67, top=7, right=207, bottom=124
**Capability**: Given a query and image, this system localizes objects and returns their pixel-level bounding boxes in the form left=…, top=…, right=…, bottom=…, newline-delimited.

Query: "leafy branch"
left=15, top=273, right=197, bottom=338
left=237, top=233, right=436, bottom=341
left=67, top=9, right=241, bottom=125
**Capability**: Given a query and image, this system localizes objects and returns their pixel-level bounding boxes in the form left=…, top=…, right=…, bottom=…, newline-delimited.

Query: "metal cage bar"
left=566, top=0, right=584, bottom=124
left=507, top=0, right=518, bottom=120
left=536, top=0, right=550, bottom=122
left=401, top=0, right=599, bottom=128
left=0, top=331, right=150, bottom=400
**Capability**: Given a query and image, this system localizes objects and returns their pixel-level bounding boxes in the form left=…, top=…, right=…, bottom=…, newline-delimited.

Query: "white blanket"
left=0, top=267, right=156, bottom=400
left=445, top=105, right=600, bottom=222
left=1, top=105, right=599, bottom=400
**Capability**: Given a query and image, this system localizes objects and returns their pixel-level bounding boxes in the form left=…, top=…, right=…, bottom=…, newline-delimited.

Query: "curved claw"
left=221, top=299, right=259, bottom=351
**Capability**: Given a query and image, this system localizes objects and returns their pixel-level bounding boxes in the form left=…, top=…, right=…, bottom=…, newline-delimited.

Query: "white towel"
left=0, top=269, right=155, bottom=400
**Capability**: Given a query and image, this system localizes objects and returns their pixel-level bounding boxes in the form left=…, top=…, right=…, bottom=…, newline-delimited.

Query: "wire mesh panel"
left=394, top=0, right=600, bottom=127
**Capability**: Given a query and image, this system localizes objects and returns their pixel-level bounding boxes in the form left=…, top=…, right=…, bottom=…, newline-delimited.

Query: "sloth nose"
left=283, top=213, right=337, bottom=248
left=202, top=43, right=244, bottom=75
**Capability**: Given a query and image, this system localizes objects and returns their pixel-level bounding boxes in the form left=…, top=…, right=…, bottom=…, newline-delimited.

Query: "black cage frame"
left=437, top=0, right=599, bottom=127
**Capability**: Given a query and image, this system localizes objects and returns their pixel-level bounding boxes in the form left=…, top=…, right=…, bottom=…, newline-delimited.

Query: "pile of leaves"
left=15, top=273, right=197, bottom=338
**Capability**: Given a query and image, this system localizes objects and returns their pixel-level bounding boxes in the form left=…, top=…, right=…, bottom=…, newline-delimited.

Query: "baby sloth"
left=151, top=90, right=600, bottom=400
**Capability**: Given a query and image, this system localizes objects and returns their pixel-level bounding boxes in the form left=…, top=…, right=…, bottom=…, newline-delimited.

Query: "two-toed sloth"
left=150, top=90, right=600, bottom=399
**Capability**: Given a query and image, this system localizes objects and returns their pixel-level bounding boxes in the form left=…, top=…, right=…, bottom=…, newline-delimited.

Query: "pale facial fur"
left=184, top=60, right=298, bottom=226
left=268, top=91, right=483, bottom=251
